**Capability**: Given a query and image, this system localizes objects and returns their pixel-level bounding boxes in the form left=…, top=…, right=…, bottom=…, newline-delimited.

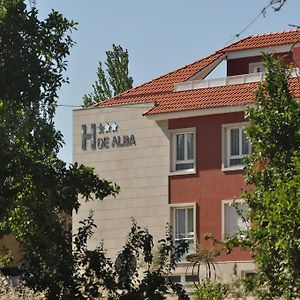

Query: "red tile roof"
left=146, top=77, right=300, bottom=115
left=223, top=29, right=300, bottom=52
left=145, top=83, right=258, bottom=115
left=98, top=51, right=224, bottom=105
left=95, top=30, right=300, bottom=116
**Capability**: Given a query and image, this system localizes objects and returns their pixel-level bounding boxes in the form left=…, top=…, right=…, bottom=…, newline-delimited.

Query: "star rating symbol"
left=104, top=122, right=111, bottom=133
left=98, top=123, right=105, bottom=134
left=110, top=121, right=118, bottom=133
left=98, top=121, right=119, bottom=134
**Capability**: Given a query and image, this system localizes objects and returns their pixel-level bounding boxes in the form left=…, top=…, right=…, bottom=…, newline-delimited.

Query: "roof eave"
left=144, top=104, right=252, bottom=121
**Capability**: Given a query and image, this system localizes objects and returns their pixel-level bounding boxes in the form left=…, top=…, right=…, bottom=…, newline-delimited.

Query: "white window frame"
left=221, top=199, right=249, bottom=239
left=170, top=203, right=196, bottom=260
left=249, top=62, right=265, bottom=74
left=170, top=127, right=196, bottom=175
left=222, top=122, right=250, bottom=171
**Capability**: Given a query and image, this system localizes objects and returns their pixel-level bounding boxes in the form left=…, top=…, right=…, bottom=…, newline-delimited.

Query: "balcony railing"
left=174, top=68, right=300, bottom=92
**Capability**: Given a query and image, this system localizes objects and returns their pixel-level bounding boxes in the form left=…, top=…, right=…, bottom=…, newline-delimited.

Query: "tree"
left=72, top=214, right=189, bottom=300
left=0, top=1, right=119, bottom=298
left=225, top=54, right=300, bottom=299
left=82, top=44, right=133, bottom=107
left=0, top=2, right=188, bottom=299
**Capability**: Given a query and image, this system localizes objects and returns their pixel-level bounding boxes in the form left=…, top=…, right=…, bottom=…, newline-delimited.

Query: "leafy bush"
left=194, top=279, right=229, bottom=300
left=72, top=213, right=190, bottom=300
left=0, top=274, right=45, bottom=300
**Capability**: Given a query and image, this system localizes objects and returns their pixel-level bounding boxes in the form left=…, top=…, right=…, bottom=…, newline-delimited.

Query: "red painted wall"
left=293, top=47, right=300, bottom=67
left=227, top=55, right=263, bottom=76
left=227, top=52, right=290, bottom=76
left=169, top=112, right=251, bottom=262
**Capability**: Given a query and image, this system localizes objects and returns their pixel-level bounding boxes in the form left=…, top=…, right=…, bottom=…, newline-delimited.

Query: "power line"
left=226, top=0, right=288, bottom=45
left=57, top=103, right=158, bottom=109
left=57, top=104, right=81, bottom=108
left=289, top=24, right=300, bottom=29
left=60, top=1, right=290, bottom=110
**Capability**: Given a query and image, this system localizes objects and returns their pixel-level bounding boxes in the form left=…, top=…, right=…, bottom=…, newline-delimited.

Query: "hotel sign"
left=81, top=122, right=136, bottom=150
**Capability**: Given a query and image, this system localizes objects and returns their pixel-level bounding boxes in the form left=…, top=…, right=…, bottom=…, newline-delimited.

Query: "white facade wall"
left=72, top=103, right=170, bottom=259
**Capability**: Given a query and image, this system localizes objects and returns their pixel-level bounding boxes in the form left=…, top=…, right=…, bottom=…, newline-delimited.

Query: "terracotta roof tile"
left=144, top=77, right=300, bottom=115
left=144, top=83, right=257, bottom=115
left=96, top=51, right=224, bottom=105
left=223, top=29, right=300, bottom=52
left=95, top=30, right=300, bottom=116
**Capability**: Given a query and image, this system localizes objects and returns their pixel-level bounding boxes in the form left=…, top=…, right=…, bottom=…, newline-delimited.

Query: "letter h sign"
left=82, top=124, right=96, bottom=150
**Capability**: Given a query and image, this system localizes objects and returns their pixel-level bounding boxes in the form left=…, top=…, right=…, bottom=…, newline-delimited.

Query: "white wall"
left=73, top=103, right=170, bottom=258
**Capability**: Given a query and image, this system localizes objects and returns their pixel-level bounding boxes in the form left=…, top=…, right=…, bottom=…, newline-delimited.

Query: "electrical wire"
left=59, top=0, right=290, bottom=109
left=57, top=104, right=81, bottom=108
left=57, top=103, right=156, bottom=109
left=226, top=0, right=287, bottom=45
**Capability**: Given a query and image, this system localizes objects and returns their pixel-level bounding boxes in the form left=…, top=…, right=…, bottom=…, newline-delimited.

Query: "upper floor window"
left=222, top=200, right=249, bottom=238
left=222, top=123, right=250, bottom=170
left=171, top=128, right=196, bottom=174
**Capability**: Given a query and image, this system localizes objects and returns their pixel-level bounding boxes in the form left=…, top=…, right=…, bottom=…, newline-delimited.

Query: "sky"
left=35, top=0, right=299, bottom=164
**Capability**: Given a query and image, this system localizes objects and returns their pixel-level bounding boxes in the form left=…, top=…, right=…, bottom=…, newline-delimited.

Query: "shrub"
left=194, top=279, right=229, bottom=300
left=0, top=274, right=45, bottom=300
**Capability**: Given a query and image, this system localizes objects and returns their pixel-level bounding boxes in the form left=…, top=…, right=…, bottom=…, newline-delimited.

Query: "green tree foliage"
left=73, top=213, right=189, bottom=300
left=225, top=55, right=300, bottom=299
left=0, top=273, right=46, bottom=299
left=82, top=44, right=133, bottom=107
left=194, top=280, right=229, bottom=300
left=0, top=0, right=119, bottom=298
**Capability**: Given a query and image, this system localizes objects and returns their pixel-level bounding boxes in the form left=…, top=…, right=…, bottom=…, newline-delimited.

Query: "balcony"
left=174, top=68, right=300, bottom=92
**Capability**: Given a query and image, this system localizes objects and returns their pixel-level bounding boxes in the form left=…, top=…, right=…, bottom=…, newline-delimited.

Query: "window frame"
left=249, top=62, right=265, bottom=73
left=222, top=122, right=250, bottom=171
left=170, top=127, right=196, bottom=175
left=170, top=203, right=197, bottom=260
left=221, top=199, right=249, bottom=239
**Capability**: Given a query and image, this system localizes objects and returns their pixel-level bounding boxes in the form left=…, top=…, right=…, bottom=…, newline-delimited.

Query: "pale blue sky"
left=36, top=0, right=298, bottom=164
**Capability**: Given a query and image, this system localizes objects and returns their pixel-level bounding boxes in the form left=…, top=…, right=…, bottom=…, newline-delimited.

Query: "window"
left=171, top=128, right=195, bottom=173
left=241, top=271, right=257, bottom=279
left=222, top=200, right=249, bottom=238
left=171, top=205, right=196, bottom=258
left=222, top=123, right=250, bottom=170
left=249, top=62, right=265, bottom=73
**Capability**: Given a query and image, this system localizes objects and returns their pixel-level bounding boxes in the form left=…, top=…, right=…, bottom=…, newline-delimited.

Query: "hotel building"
left=73, top=29, right=300, bottom=283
